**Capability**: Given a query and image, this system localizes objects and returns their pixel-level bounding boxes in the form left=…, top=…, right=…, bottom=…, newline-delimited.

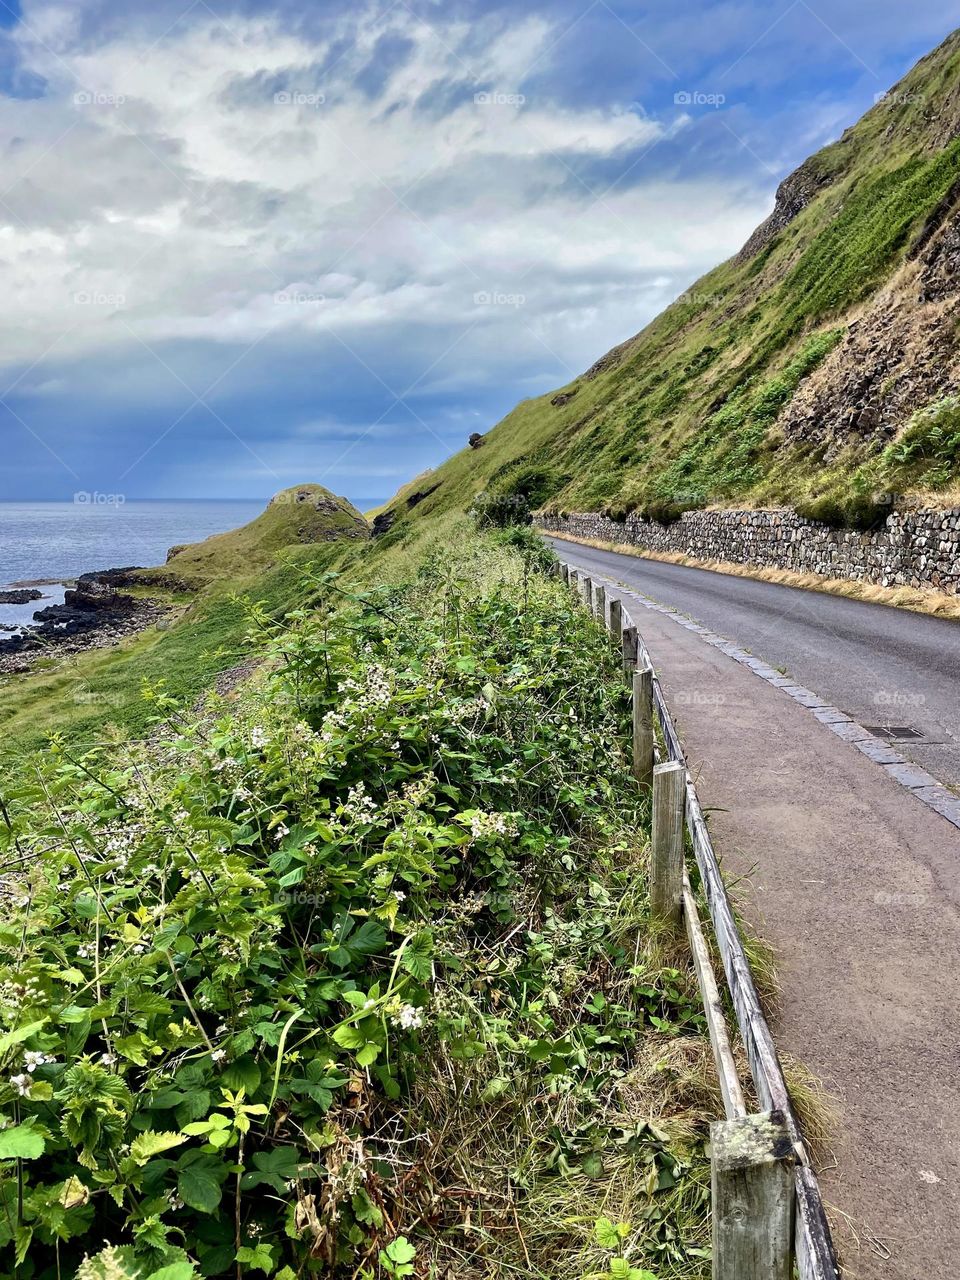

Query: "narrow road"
left=550, top=540, right=960, bottom=1280
left=546, top=537, right=960, bottom=790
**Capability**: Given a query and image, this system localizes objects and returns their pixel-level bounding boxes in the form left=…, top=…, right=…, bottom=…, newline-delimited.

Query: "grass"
left=0, top=527, right=722, bottom=1279
left=0, top=546, right=344, bottom=757
left=360, top=31, right=960, bottom=536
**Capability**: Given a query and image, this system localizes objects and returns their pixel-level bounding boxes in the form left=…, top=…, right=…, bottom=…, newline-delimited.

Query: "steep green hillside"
left=374, top=29, right=960, bottom=532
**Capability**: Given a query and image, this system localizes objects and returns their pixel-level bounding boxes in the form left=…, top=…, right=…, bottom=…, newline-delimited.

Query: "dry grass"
left=547, top=532, right=960, bottom=622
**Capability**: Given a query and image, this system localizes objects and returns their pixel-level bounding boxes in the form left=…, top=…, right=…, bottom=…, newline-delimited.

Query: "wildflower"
left=393, top=890, right=406, bottom=903
left=394, top=1004, right=424, bottom=1031
left=275, top=822, right=290, bottom=842
left=211, top=1048, right=227, bottom=1063
left=251, top=726, right=268, bottom=750
left=24, top=1050, right=54, bottom=1072
left=9, top=1073, right=31, bottom=1097
left=100, top=1052, right=117, bottom=1066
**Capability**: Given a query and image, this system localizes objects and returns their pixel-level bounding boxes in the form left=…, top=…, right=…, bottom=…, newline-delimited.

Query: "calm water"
left=0, top=500, right=263, bottom=632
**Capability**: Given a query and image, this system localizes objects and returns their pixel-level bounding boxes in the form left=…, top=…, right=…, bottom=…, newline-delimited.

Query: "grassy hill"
left=140, top=484, right=369, bottom=587
left=373, top=28, right=960, bottom=534
left=0, top=486, right=370, bottom=753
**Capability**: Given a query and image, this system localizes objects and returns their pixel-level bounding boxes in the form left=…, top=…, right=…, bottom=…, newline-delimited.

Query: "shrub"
left=0, top=540, right=708, bottom=1279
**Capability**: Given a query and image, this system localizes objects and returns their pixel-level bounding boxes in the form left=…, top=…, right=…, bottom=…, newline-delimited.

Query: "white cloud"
left=0, top=1, right=768, bottom=378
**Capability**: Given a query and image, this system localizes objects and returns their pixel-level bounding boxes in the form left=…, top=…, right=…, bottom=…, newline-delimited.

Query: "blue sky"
left=1, top=0, right=958, bottom=506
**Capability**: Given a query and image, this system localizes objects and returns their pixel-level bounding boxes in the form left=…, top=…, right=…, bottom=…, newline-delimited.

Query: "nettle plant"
left=0, top=548, right=698, bottom=1279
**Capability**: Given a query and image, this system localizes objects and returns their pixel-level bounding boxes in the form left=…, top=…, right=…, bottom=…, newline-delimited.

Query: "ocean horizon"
left=0, top=496, right=387, bottom=590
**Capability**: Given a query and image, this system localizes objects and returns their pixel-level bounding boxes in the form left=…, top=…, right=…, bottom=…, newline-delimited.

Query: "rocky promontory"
left=0, top=568, right=167, bottom=675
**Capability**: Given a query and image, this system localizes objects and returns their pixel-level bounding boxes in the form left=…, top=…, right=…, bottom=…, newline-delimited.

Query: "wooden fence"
left=560, top=562, right=840, bottom=1280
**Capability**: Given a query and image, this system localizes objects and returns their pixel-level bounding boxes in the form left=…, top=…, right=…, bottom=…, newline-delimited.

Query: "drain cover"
left=862, top=725, right=925, bottom=741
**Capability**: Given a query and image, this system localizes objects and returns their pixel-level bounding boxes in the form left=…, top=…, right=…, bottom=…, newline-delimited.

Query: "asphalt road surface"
left=547, top=538, right=960, bottom=791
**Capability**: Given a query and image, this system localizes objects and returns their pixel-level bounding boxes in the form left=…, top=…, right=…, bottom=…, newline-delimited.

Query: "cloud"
left=3, top=0, right=958, bottom=501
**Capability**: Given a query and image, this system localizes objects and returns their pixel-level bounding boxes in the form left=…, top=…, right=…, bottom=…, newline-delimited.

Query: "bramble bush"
left=0, top=535, right=711, bottom=1279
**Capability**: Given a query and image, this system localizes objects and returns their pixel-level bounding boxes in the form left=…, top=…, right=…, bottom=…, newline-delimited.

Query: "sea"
left=0, top=500, right=264, bottom=635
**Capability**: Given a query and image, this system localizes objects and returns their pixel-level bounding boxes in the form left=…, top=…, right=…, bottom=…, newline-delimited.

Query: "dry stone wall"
left=536, top=508, right=960, bottom=595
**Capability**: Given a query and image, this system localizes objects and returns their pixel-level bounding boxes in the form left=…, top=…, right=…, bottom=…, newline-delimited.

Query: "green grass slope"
left=143, top=484, right=369, bottom=587
left=373, top=29, right=960, bottom=533
left=0, top=487, right=370, bottom=755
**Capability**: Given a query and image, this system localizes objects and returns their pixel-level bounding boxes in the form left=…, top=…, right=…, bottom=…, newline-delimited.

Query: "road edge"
left=565, top=557, right=960, bottom=833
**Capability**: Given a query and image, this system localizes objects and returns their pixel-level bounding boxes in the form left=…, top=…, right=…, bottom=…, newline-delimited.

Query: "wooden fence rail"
left=564, top=556, right=840, bottom=1280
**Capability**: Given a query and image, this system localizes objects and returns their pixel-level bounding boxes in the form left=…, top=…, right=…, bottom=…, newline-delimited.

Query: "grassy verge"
left=0, top=548, right=343, bottom=757
left=0, top=525, right=720, bottom=1280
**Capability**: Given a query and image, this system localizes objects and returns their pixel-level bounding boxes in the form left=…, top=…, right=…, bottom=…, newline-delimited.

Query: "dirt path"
left=574, top=564, right=960, bottom=1279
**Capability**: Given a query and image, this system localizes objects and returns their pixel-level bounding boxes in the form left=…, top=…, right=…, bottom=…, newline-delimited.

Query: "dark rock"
left=551, top=387, right=579, bottom=407
left=0, top=588, right=42, bottom=605
left=468, top=432, right=485, bottom=449
left=406, top=483, right=441, bottom=509
left=372, top=510, right=397, bottom=538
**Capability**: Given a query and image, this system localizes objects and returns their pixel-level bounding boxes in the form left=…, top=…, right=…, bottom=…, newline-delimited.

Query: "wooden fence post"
left=711, top=1110, right=795, bottom=1280
left=581, top=575, right=593, bottom=609
left=632, top=665, right=654, bottom=787
left=609, top=596, right=623, bottom=643
left=622, top=625, right=638, bottom=678
left=650, top=759, right=684, bottom=930
left=569, top=569, right=579, bottom=596
left=594, top=583, right=606, bottom=626
left=559, top=562, right=569, bottom=585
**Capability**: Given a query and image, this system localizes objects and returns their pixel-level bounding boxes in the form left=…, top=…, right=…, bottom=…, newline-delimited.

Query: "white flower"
left=9, top=1073, right=31, bottom=1096
left=100, top=1052, right=117, bottom=1066
left=24, top=1050, right=54, bottom=1072
left=393, top=891, right=406, bottom=903
left=211, top=1048, right=227, bottom=1063
left=250, top=726, right=268, bottom=750
left=274, top=823, right=290, bottom=842
left=394, top=1004, right=424, bottom=1031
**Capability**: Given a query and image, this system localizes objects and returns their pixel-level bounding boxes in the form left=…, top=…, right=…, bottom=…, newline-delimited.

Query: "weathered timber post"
left=569, top=569, right=579, bottom=596
left=632, top=665, right=654, bottom=788
left=581, top=575, right=593, bottom=609
left=609, top=596, right=623, bottom=643
left=594, top=583, right=606, bottom=626
left=622, top=625, right=638, bottom=678
left=560, top=562, right=570, bottom=585
left=711, top=1110, right=795, bottom=1280
left=650, top=759, right=684, bottom=930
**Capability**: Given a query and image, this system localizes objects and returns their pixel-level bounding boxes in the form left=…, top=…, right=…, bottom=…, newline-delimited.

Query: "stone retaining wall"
left=536, top=507, right=960, bottom=595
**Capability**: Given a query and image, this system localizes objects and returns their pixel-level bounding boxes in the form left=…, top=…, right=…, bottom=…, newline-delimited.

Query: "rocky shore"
left=0, top=568, right=168, bottom=675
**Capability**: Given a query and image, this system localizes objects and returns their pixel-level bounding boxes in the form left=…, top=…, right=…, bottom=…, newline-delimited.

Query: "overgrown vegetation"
left=0, top=531, right=717, bottom=1279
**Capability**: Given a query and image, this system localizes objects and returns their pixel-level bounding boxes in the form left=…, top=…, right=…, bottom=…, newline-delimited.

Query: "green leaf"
left=177, top=1155, right=226, bottom=1214
left=130, top=1131, right=186, bottom=1165
left=146, top=1265, right=199, bottom=1280
left=0, top=1020, right=48, bottom=1056
left=385, top=1237, right=416, bottom=1265
left=0, top=1124, right=44, bottom=1160
left=236, top=1244, right=276, bottom=1275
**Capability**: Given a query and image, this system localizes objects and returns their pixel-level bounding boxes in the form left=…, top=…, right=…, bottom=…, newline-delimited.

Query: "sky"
left=1, top=0, right=959, bottom=506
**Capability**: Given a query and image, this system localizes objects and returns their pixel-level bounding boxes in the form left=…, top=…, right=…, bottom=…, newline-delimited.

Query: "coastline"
left=0, top=567, right=171, bottom=677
